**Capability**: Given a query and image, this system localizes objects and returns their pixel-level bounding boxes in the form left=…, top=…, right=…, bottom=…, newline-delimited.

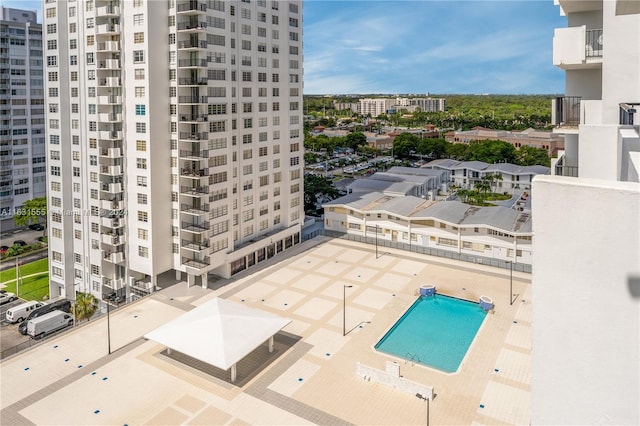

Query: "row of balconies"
left=96, top=5, right=120, bottom=16
left=181, top=203, right=209, bottom=214
left=176, top=21, right=207, bottom=32
left=103, top=250, right=125, bottom=263
left=182, top=221, right=209, bottom=232
left=97, top=59, right=120, bottom=70
left=97, top=95, right=121, bottom=104
left=176, top=1, right=207, bottom=13
left=97, top=41, right=119, bottom=52
left=99, top=130, right=123, bottom=140
left=178, top=58, right=208, bottom=68
left=177, top=40, right=208, bottom=49
left=98, top=77, right=121, bottom=88
left=181, top=168, right=208, bottom=177
left=178, top=132, right=208, bottom=141
left=178, top=113, right=208, bottom=121
left=180, top=185, right=208, bottom=195
left=179, top=149, right=208, bottom=158
left=182, top=256, right=210, bottom=270
left=178, top=77, right=208, bottom=86
left=96, top=23, right=120, bottom=35
left=181, top=239, right=209, bottom=251
left=98, top=113, right=122, bottom=124
left=100, top=182, right=123, bottom=193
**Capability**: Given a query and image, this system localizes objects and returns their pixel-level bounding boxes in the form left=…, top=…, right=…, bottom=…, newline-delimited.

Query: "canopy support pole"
left=167, top=347, right=172, bottom=355
left=269, top=336, right=274, bottom=353
left=231, top=363, right=237, bottom=382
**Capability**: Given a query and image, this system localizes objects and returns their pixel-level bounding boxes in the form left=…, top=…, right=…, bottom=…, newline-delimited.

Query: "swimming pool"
left=374, top=295, right=486, bottom=373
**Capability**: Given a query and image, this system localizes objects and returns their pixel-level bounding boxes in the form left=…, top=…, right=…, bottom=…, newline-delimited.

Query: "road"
left=0, top=227, right=49, bottom=272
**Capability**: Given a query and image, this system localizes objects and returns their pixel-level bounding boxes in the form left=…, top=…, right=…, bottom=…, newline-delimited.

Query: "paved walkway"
left=0, top=237, right=531, bottom=425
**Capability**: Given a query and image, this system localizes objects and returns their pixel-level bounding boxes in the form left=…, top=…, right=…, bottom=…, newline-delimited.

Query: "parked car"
left=0, top=245, right=8, bottom=254
left=13, top=240, right=27, bottom=247
left=27, top=310, right=74, bottom=339
left=5, top=301, right=45, bottom=323
left=18, top=299, right=72, bottom=335
left=28, top=223, right=44, bottom=231
left=0, top=290, right=17, bottom=305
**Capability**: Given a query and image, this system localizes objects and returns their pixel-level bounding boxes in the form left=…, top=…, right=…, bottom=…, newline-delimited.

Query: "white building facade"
left=0, top=8, right=46, bottom=227
left=43, top=0, right=304, bottom=302
left=533, top=1, right=640, bottom=424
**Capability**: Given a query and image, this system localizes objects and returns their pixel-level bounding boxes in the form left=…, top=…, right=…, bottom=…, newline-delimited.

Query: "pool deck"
left=0, top=237, right=532, bottom=425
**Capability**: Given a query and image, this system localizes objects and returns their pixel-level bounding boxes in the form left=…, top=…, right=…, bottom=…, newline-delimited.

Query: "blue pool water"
left=374, top=295, right=486, bottom=373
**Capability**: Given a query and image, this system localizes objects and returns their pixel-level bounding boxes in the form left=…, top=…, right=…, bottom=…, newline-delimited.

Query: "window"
left=138, top=246, right=149, bottom=258
left=135, top=69, right=145, bottom=80
left=135, top=105, right=146, bottom=116
left=136, top=123, right=146, bottom=133
left=136, top=140, right=147, bottom=151
left=133, top=14, right=144, bottom=25
left=133, top=50, right=144, bottom=63
left=134, top=32, right=144, bottom=43
left=137, top=176, right=147, bottom=187
left=135, top=87, right=145, bottom=97
left=138, top=211, right=148, bottom=222
left=47, top=56, right=57, bottom=67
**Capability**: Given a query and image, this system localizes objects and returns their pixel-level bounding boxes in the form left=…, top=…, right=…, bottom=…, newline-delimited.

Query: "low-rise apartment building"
left=323, top=191, right=532, bottom=266
left=425, top=159, right=550, bottom=192
left=445, top=127, right=565, bottom=156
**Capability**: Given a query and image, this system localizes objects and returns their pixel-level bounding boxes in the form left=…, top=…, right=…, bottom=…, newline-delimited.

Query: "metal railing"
left=176, top=1, right=207, bottom=12
left=585, top=29, right=603, bottom=58
left=177, top=40, right=208, bottom=49
left=620, top=103, right=638, bottom=125
left=553, top=96, right=581, bottom=127
left=554, top=155, right=579, bottom=177
left=179, top=149, right=208, bottom=158
left=178, top=132, right=208, bottom=141
left=178, top=77, right=208, bottom=86
left=176, top=21, right=207, bottom=31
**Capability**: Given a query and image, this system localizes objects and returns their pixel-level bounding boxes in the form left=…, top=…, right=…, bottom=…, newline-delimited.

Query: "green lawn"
left=0, top=258, right=49, bottom=283
left=3, top=273, right=49, bottom=301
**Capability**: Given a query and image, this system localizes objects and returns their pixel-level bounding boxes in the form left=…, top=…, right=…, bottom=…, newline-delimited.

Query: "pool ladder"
left=405, top=352, right=421, bottom=366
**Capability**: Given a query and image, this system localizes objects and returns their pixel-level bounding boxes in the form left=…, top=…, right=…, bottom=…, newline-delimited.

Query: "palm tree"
left=73, top=292, right=98, bottom=322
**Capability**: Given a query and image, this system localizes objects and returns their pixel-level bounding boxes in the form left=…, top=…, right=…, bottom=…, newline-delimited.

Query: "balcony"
left=178, top=77, right=208, bottom=86
left=103, top=277, right=125, bottom=291
left=176, top=21, right=207, bottom=32
left=181, top=239, right=209, bottom=252
left=103, top=251, right=125, bottom=264
left=554, top=154, right=579, bottom=177
left=98, top=113, right=122, bottom=123
left=96, top=23, right=120, bottom=35
left=180, top=168, right=208, bottom=178
left=181, top=203, right=209, bottom=215
left=97, top=95, right=122, bottom=104
left=96, top=5, right=120, bottom=16
left=100, top=182, right=123, bottom=193
left=178, top=96, right=208, bottom=105
left=99, top=130, right=123, bottom=140
left=552, top=96, right=581, bottom=128
left=98, top=77, right=121, bottom=88
left=178, top=132, right=208, bottom=141
left=101, top=217, right=123, bottom=228
left=177, top=40, right=208, bottom=50
left=620, top=103, right=638, bottom=125
left=100, top=165, right=123, bottom=176
left=176, top=1, right=207, bottom=13
left=181, top=221, right=209, bottom=233
left=97, top=41, right=119, bottom=52
left=100, top=199, right=121, bottom=210
left=178, top=58, right=207, bottom=68
left=179, top=149, right=208, bottom=159
left=553, top=26, right=603, bottom=70
left=182, top=256, right=210, bottom=270
left=180, top=186, right=208, bottom=196
left=101, top=233, right=124, bottom=246
left=178, top=114, right=208, bottom=122
left=97, top=59, right=120, bottom=70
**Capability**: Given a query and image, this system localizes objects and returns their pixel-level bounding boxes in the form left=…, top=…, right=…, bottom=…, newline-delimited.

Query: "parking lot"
left=0, top=299, right=33, bottom=355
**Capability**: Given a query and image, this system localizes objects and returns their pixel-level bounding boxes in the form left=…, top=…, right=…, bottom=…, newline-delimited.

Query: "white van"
left=26, top=310, right=74, bottom=339
left=5, top=301, right=45, bottom=323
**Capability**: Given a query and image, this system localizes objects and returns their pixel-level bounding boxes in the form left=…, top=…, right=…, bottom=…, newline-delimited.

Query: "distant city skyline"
left=5, top=0, right=567, bottom=94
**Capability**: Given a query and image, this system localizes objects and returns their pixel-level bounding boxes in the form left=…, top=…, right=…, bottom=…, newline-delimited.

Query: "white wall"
left=532, top=175, right=640, bottom=425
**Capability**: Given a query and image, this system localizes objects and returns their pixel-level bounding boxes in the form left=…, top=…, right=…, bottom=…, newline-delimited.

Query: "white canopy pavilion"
left=144, top=298, right=291, bottom=382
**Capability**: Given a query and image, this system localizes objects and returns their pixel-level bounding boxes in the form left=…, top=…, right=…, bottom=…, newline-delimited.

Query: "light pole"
left=415, top=393, right=430, bottom=426
left=343, top=285, right=353, bottom=336
left=507, top=261, right=514, bottom=305
left=106, top=293, right=114, bottom=354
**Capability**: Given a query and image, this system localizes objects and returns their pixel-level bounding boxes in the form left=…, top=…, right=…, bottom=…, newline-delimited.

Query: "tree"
left=483, top=173, right=503, bottom=193
left=392, top=132, right=420, bottom=158
left=14, top=197, right=47, bottom=231
left=516, top=145, right=551, bottom=167
left=72, top=292, right=98, bottom=322
left=304, top=174, right=340, bottom=213
left=345, top=132, right=367, bottom=150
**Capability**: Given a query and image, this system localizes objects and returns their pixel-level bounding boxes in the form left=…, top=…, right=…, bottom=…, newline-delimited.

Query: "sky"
left=5, top=0, right=566, bottom=95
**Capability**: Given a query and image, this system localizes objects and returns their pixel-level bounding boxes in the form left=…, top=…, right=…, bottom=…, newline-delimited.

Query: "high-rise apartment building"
left=0, top=7, right=46, bottom=229
left=533, top=0, right=639, bottom=424
left=43, top=0, right=304, bottom=303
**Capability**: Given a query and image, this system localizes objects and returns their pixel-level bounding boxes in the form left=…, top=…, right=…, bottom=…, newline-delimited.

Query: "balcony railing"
left=177, top=40, right=208, bottom=49
left=178, top=132, right=208, bottom=141
left=179, top=149, right=208, bottom=158
left=178, top=58, right=207, bottom=67
left=181, top=221, right=210, bottom=232
left=181, top=168, right=208, bottom=177
left=181, top=239, right=210, bottom=251
left=182, top=256, right=210, bottom=269
left=181, top=203, right=209, bottom=214
left=176, top=1, right=207, bottom=13
left=553, top=96, right=581, bottom=127
left=177, top=22, right=207, bottom=31
left=180, top=186, right=208, bottom=195
left=620, top=103, right=638, bottom=125
left=178, top=113, right=208, bottom=121
left=178, top=96, right=208, bottom=104
left=178, top=77, right=208, bottom=86
left=554, top=155, right=579, bottom=177
left=585, top=29, right=603, bottom=58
